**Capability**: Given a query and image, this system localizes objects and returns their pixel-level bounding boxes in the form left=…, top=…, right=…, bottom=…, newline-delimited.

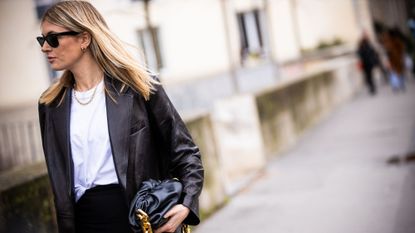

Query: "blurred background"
left=1, top=0, right=415, bottom=232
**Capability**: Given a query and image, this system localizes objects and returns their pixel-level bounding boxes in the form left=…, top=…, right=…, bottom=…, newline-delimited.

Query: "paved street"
left=194, top=80, right=415, bottom=233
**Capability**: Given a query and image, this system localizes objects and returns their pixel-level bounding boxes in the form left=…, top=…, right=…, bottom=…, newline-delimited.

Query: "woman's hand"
left=154, top=204, right=190, bottom=233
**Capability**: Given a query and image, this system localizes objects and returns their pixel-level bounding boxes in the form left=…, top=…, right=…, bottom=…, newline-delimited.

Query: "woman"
left=37, top=1, right=204, bottom=233
left=383, top=28, right=406, bottom=92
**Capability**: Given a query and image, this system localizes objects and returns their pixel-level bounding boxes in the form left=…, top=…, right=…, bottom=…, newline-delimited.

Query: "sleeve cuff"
left=181, top=194, right=200, bottom=225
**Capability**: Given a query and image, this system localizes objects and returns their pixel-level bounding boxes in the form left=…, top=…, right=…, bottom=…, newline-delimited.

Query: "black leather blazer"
left=38, top=75, right=204, bottom=233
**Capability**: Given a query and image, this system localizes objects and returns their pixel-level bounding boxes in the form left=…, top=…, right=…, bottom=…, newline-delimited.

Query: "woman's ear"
left=80, top=31, right=92, bottom=49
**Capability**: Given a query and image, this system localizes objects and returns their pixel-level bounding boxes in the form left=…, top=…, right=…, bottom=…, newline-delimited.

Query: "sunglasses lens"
left=36, top=37, right=45, bottom=47
left=46, top=35, right=59, bottom=48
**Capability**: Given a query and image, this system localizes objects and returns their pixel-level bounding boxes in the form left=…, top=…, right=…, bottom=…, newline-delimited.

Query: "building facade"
left=0, top=0, right=379, bottom=171
left=1, top=0, right=370, bottom=109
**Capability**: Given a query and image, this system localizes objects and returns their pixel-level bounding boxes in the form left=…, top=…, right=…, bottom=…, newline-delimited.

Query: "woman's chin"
left=50, top=64, right=66, bottom=71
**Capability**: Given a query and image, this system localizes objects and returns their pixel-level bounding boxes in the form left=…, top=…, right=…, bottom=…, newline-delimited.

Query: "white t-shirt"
left=70, top=79, right=118, bottom=202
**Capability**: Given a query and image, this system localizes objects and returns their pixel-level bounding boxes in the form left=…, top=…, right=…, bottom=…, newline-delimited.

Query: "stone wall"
left=185, top=113, right=227, bottom=218
left=210, top=56, right=361, bottom=194
left=256, top=72, right=334, bottom=157
left=0, top=163, right=57, bottom=233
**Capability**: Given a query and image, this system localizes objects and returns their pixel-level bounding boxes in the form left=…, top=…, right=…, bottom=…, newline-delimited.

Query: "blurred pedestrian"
left=384, top=28, right=406, bottom=92
left=406, top=15, right=415, bottom=78
left=36, top=1, right=204, bottom=233
left=357, top=32, right=380, bottom=95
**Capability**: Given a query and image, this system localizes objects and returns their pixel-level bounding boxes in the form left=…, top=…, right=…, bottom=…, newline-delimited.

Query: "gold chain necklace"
left=73, top=82, right=99, bottom=105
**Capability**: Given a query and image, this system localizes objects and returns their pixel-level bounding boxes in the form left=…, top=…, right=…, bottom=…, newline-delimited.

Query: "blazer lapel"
left=51, top=88, right=73, bottom=198
left=105, top=76, right=133, bottom=189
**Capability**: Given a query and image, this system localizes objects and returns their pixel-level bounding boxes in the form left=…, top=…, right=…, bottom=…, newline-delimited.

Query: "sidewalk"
left=194, top=81, right=415, bottom=233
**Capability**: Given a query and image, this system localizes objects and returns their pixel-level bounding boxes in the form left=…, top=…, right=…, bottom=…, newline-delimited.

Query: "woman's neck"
left=71, top=54, right=104, bottom=92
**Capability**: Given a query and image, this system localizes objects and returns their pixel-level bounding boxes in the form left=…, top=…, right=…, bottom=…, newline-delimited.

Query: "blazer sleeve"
left=146, top=81, right=204, bottom=225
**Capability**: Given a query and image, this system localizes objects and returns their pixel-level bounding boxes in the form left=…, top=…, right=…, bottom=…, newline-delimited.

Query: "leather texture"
left=128, top=179, right=183, bottom=232
left=38, top=75, right=204, bottom=233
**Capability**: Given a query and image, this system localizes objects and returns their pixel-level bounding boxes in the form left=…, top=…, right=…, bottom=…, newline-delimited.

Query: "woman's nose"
left=41, top=42, right=52, bottom=53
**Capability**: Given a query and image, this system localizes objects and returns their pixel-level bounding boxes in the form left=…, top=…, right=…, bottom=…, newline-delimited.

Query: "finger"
left=154, top=227, right=164, bottom=233
left=157, top=205, right=190, bottom=232
left=164, top=205, right=182, bottom=218
left=159, top=210, right=187, bottom=233
left=164, top=207, right=177, bottom=219
left=155, top=218, right=178, bottom=233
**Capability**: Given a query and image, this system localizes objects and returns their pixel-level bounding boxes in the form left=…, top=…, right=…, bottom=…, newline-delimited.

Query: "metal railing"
left=0, top=106, right=44, bottom=172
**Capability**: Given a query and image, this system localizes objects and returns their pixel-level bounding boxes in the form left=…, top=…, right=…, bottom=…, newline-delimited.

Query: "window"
left=137, top=27, right=164, bottom=71
left=237, top=9, right=266, bottom=64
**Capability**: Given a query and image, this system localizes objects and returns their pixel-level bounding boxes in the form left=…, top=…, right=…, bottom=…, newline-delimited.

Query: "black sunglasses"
left=36, top=31, right=80, bottom=48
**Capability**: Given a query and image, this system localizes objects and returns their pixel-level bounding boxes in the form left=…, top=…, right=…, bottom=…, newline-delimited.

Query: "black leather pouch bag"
left=128, top=179, right=183, bottom=233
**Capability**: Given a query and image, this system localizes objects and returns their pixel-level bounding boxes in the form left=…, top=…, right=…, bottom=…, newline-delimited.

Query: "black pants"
left=75, top=184, right=133, bottom=233
left=363, top=67, right=376, bottom=95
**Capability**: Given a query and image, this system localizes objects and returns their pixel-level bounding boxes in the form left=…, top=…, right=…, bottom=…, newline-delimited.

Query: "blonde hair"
left=39, top=0, right=157, bottom=106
